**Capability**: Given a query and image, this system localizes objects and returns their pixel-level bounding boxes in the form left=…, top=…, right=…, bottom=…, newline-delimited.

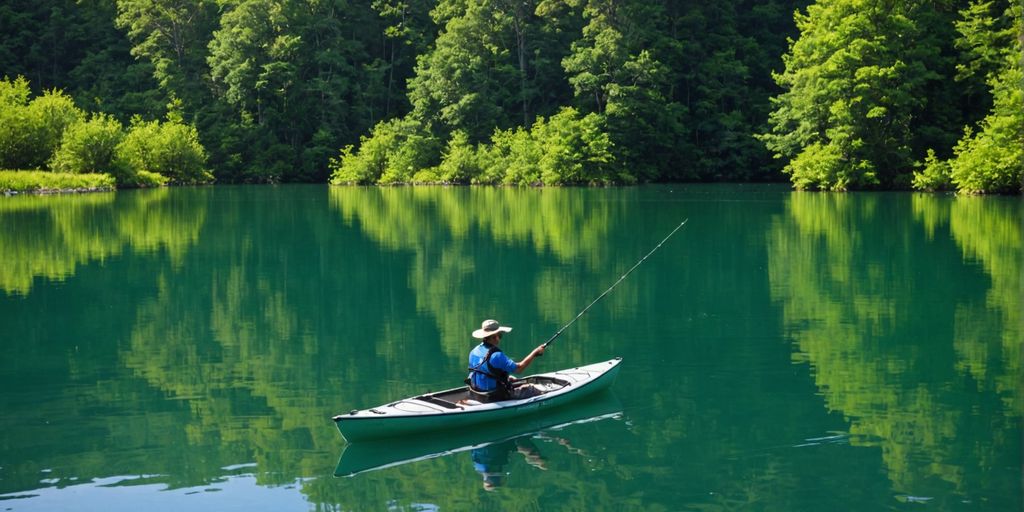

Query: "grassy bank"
left=0, top=170, right=116, bottom=195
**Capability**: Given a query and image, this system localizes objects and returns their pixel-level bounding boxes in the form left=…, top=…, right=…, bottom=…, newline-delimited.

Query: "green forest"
left=1, top=0, right=1021, bottom=192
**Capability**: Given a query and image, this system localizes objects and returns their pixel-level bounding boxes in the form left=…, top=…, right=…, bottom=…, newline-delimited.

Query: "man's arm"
left=514, top=344, right=546, bottom=373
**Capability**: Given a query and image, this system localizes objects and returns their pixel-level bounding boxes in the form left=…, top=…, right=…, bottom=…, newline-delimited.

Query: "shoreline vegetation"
left=0, top=170, right=115, bottom=195
left=0, top=76, right=211, bottom=195
left=1, top=0, right=1021, bottom=195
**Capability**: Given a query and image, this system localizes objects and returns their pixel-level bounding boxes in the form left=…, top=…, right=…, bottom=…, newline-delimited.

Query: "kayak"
left=333, top=357, right=622, bottom=442
left=332, top=357, right=622, bottom=442
left=335, top=391, right=623, bottom=476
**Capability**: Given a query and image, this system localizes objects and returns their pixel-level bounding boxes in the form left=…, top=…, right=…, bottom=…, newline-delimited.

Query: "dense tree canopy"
left=760, top=0, right=1021, bottom=192
left=0, top=0, right=1020, bottom=192
left=944, top=0, right=1023, bottom=194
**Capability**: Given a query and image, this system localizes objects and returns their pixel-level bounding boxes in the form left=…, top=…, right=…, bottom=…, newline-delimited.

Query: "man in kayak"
left=466, top=319, right=546, bottom=402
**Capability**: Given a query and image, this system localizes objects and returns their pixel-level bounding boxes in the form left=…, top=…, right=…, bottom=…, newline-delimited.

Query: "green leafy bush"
left=0, top=77, right=33, bottom=170
left=26, top=90, right=85, bottom=169
left=0, top=77, right=214, bottom=189
left=132, top=170, right=170, bottom=187
left=472, top=132, right=512, bottom=184
left=481, top=126, right=540, bottom=185
left=948, top=60, right=1023, bottom=194
left=469, top=109, right=614, bottom=186
left=0, top=77, right=84, bottom=170
left=380, top=129, right=440, bottom=184
left=535, top=108, right=615, bottom=185
left=118, top=117, right=212, bottom=184
left=424, top=131, right=481, bottom=184
left=912, top=149, right=953, bottom=192
left=50, top=114, right=130, bottom=181
left=329, top=118, right=440, bottom=185
left=786, top=142, right=878, bottom=191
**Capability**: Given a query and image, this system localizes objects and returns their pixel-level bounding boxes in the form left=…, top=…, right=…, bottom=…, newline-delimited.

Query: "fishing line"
left=542, top=218, right=689, bottom=349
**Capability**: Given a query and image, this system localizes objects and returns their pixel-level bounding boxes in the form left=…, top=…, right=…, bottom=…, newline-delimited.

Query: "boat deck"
left=415, top=376, right=571, bottom=408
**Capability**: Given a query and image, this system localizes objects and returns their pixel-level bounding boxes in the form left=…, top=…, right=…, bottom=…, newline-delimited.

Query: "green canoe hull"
left=333, top=358, right=621, bottom=442
left=335, top=391, right=623, bottom=476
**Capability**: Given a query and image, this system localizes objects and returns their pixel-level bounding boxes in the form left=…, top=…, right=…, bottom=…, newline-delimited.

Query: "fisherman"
left=466, top=319, right=546, bottom=402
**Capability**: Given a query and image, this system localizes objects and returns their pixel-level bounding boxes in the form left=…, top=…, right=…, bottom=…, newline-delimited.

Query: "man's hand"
left=515, top=344, right=547, bottom=372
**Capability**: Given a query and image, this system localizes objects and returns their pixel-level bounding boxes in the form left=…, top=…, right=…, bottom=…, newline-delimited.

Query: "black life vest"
left=467, top=342, right=513, bottom=398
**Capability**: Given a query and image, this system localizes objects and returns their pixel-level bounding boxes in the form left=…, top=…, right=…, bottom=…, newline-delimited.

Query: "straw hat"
left=472, top=319, right=512, bottom=339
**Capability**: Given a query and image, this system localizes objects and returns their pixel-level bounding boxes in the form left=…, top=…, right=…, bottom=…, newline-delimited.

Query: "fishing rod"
left=541, top=218, right=689, bottom=350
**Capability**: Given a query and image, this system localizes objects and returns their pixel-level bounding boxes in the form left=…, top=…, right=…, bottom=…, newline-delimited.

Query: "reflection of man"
left=471, top=437, right=547, bottom=491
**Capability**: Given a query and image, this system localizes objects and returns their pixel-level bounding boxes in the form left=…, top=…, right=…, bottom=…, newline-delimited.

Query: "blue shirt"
left=467, top=343, right=518, bottom=391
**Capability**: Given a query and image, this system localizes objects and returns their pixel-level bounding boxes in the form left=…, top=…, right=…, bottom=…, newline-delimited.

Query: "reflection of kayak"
left=333, top=358, right=622, bottom=442
left=335, top=391, right=623, bottom=477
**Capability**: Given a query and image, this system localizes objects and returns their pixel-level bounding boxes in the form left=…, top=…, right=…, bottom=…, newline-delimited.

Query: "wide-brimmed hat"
left=472, top=319, right=512, bottom=339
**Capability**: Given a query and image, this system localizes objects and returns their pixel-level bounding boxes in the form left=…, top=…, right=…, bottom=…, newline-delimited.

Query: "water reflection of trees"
left=0, top=188, right=215, bottom=491
left=768, top=192, right=1021, bottom=504
left=915, top=195, right=1021, bottom=414
left=0, top=189, right=206, bottom=295
left=118, top=187, right=347, bottom=488
left=331, top=185, right=845, bottom=510
left=2, top=186, right=666, bottom=508
left=328, top=186, right=632, bottom=363
left=3, top=186, right=1019, bottom=510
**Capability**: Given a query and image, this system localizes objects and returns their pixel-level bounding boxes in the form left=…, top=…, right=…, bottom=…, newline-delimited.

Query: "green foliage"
left=50, top=113, right=130, bottom=181
left=561, top=0, right=630, bottom=115
left=0, top=77, right=213, bottom=188
left=474, top=107, right=615, bottom=185
left=0, top=75, right=30, bottom=106
left=207, top=0, right=298, bottom=121
left=0, top=170, right=116, bottom=193
left=425, top=131, right=483, bottom=184
left=118, top=117, right=212, bottom=185
left=0, top=77, right=85, bottom=170
left=671, top=2, right=783, bottom=180
left=1, top=0, right=1018, bottom=191
left=955, top=0, right=1018, bottom=84
left=329, top=146, right=372, bottom=185
left=480, top=126, right=541, bottom=185
left=948, top=64, right=1024, bottom=194
left=786, top=141, right=873, bottom=192
left=133, top=169, right=170, bottom=187
left=761, top=0, right=950, bottom=190
left=0, top=0, right=164, bottom=116
left=560, top=1, right=680, bottom=181
left=115, top=0, right=217, bottom=105
left=0, top=76, right=36, bottom=169
left=205, top=0, right=419, bottom=182
left=329, top=118, right=441, bottom=185
left=405, top=0, right=516, bottom=140
left=381, top=131, right=441, bottom=184
left=534, top=108, right=616, bottom=185
left=602, top=51, right=681, bottom=181
left=25, top=89, right=87, bottom=168
left=945, top=1, right=1023, bottom=194
left=495, top=127, right=545, bottom=185
left=912, top=149, right=954, bottom=192
left=339, top=107, right=616, bottom=186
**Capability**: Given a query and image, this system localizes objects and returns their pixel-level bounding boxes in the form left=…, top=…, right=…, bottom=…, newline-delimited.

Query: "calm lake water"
left=0, top=184, right=1019, bottom=511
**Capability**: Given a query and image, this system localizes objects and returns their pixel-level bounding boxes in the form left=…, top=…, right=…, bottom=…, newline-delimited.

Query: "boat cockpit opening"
left=415, top=376, right=571, bottom=408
